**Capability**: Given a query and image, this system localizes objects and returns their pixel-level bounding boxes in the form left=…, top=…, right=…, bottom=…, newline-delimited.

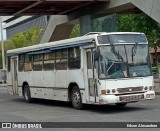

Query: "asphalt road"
left=0, top=87, right=160, bottom=131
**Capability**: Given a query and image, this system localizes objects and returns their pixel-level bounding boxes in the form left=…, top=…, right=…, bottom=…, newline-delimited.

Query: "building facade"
left=2, top=15, right=50, bottom=39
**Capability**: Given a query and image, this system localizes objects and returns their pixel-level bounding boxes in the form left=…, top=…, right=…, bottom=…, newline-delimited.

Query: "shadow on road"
left=85, top=104, right=147, bottom=114
left=11, top=97, right=148, bottom=114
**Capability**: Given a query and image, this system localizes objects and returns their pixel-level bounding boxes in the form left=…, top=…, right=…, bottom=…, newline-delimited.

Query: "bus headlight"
left=106, top=89, right=110, bottom=94
left=144, top=86, right=148, bottom=90
left=149, top=86, right=152, bottom=90
left=112, top=89, right=116, bottom=93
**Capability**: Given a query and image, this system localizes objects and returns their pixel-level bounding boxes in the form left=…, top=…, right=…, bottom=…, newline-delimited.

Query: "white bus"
left=7, top=32, right=155, bottom=109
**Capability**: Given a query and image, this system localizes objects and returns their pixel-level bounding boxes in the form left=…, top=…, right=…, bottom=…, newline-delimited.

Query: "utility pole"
left=0, top=16, right=5, bottom=69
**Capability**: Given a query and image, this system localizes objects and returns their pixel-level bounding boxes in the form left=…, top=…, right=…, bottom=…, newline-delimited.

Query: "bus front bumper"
left=99, top=91, right=155, bottom=104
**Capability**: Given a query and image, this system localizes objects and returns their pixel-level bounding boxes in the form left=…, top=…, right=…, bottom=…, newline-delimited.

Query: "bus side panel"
left=32, top=71, right=44, bottom=99
left=50, top=90, right=68, bottom=101
left=7, top=72, right=13, bottom=95
left=17, top=72, right=26, bottom=96
left=43, top=71, right=55, bottom=88
left=24, top=71, right=34, bottom=97
left=55, top=70, right=67, bottom=88
left=55, top=70, right=68, bottom=101
left=67, top=69, right=86, bottom=103
left=43, top=70, right=55, bottom=100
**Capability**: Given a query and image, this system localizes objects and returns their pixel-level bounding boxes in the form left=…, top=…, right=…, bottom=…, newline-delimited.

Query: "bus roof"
left=7, top=32, right=144, bottom=56
left=7, top=34, right=96, bottom=55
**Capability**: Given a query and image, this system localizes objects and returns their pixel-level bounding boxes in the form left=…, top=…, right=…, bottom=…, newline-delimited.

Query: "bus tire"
left=71, top=86, right=83, bottom=110
left=23, top=85, right=32, bottom=103
left=116, top=103, right=127, bottom=107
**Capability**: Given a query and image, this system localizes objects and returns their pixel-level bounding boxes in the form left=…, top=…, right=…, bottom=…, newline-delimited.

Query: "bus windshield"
left=98, top=44, right=151, bottom=79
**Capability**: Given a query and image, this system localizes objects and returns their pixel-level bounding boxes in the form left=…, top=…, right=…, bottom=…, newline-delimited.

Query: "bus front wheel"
left=71, top=86, right=83, bottom=110
left=23, top=85, right=32, bottom=103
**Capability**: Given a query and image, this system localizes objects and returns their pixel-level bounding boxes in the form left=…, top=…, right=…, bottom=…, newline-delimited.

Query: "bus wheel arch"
left=68, top=83, right=78, bottom=102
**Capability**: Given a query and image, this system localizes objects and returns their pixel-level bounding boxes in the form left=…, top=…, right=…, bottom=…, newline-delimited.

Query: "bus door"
left=11, top=57, right=18, bottom=95
left=86, top=49, right=97, bottom=103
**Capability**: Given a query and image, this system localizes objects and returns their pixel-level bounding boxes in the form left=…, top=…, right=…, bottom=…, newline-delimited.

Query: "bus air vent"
left=117, top=86, right=143, bottom=93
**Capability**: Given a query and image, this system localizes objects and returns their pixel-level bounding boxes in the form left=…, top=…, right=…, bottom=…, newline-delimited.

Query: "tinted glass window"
left=68, top=47, right=80, bottom=69
left=87, top=51, right=92, bottom=69
left=19, top=54, right=24, bottom=71
left=24, top=54, right=32, bottom=71
left=33, top=54, right=43, bottom=71
left=55, top=49, right=67, bottom=70
left=7, top=56, right=11, bottom=72
left=43, top=52, right=55, bottom=70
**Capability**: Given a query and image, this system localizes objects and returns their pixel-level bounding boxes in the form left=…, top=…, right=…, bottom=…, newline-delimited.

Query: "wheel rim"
left=72, top=91, right=80, bottom=107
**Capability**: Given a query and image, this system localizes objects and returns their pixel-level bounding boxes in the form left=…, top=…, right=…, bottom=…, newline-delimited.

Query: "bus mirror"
left=94, top=50, right=99, bottom=61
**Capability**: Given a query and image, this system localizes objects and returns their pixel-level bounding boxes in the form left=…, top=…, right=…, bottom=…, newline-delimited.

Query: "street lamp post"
left=0, top=16, right=5, bottom=69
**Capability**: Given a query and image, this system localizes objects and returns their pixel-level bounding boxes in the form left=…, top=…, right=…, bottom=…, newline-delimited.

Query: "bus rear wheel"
left=23, top=85, right=32, bottom=103
left=71, top=86, right=83, bottom=110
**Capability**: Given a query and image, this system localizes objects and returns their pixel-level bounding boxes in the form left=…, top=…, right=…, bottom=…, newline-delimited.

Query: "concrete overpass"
left=40, top=0, right=160, bottom=43
left=0, top=0, right=160, bottom=43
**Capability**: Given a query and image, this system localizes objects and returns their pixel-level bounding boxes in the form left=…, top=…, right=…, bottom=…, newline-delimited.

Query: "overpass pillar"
left=39, top=15, right=74, bottom=43
left=79, top=13, right=117, bottom=36
left=91, top=13, right=117, bottom=32
left=80, top=15, right=91, bottom=36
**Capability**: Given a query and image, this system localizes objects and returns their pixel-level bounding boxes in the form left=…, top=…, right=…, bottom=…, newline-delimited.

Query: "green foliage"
left=0, top=27, right=42, bottom=68
left=117, top=14, right=160, bottom=65
left=69, top=24, right=80, bottom=38
left=11, top=27, right=41, bottom=48
left=117, top=14, right=160, bottom=47
left=152, top=66, right=159, bottom=74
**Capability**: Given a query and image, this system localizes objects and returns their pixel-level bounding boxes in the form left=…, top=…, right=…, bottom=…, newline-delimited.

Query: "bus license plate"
left=119, top=94, right=144, bottom=102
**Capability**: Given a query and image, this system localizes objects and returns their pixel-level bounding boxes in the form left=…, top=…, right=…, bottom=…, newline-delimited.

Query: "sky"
left=0, top=28, right=6, bottom=41
left=0, top=17, right=6, bottom=41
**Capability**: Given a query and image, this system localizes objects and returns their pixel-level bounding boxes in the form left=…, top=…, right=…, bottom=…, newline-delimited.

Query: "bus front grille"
left=117, top=86, right=143, bottom=93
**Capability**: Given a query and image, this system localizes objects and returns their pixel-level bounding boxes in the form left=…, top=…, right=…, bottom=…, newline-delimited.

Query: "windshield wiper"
left=110, top=43, right=124, bottom=61
left=107, top=60, right=126, bottom=74
left=131, top=42, right=138, bottom=63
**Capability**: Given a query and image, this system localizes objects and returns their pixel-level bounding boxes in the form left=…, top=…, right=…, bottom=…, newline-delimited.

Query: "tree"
left=0, top=27, right=42, bottom=68
left=117, top=14, right=160, bottom=46
left=11, top=27, right=42, bottom=48
left=117, top=14, right=160, bottom=65
left=69, top=24, right=80, bottom=38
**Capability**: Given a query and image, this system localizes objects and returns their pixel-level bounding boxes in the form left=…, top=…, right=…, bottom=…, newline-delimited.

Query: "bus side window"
left=33, top=54, right=43, bottom=71
left=24, top=54, right=32, bottom=71
left=43, top=52, right=55, bottom=70
left=68, top=47, right=80, bottom=69
left=55, top=49, right=67, bottom=70
left=87, top=51, right=92, bottom=69
left=18, top=54, right=24, bottom=72
left=7, top=56, right=11, bottom=72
